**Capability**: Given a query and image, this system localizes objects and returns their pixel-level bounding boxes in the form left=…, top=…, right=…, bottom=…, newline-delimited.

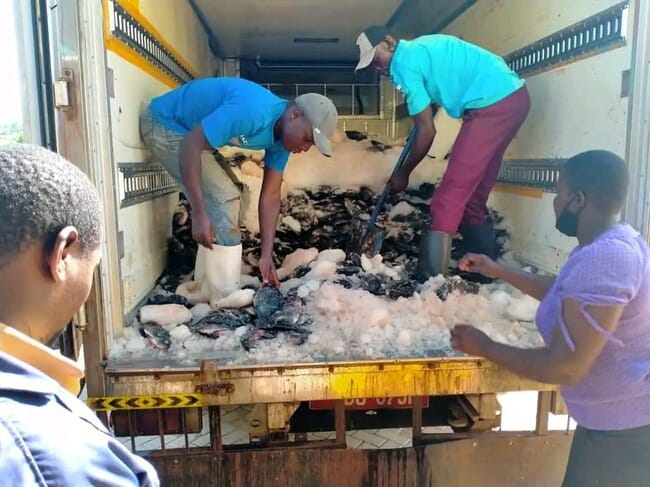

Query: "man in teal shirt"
left=356, top=26, right=529, bottom=279
left=140, top=78, right=337, bottom=293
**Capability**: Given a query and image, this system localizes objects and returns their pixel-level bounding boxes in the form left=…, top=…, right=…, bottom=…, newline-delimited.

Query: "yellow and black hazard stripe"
left=87, top=393, right=202, bottom=411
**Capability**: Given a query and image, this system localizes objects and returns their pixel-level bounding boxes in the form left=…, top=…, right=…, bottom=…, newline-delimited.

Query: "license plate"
left=309, top=396, right=429, bottom=410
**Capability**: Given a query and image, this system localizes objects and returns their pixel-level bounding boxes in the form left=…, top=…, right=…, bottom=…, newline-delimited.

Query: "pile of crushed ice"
left=109, top=251, right=543, bottom=366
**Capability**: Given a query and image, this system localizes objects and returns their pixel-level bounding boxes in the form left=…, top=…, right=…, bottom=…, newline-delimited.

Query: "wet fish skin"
left=387, top=279, right=419, bottom=299
left=268, top=296, right=311, bottom=332
left=253, top=285, right=285, bottom=328
left=435, top=278, right=480, bottom=301
left=147, top=291, right=192, bottom=308
left=240, top=327, right=278, bottom=351
left=360, top=273, right=387, bottom=296
left=194, top=309, right=252, bottom=330
left=195, top=323, right=230, bottom=338
left=139, top=323, right=171, bottom=350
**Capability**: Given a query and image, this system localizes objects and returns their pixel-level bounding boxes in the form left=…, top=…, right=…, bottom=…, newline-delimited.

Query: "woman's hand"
left=450, top=324, right=493, bottom=356
left=458, top=253, right=502, bottom=278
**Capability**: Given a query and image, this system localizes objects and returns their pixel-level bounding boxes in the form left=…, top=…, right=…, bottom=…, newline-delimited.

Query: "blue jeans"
left=139, top=105, right=241, bottom=246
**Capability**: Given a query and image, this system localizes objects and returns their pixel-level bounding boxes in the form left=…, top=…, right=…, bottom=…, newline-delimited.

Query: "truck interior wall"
left=436, top=0, right=635, bottom=272
left=107, top=0, right=217, bottom=313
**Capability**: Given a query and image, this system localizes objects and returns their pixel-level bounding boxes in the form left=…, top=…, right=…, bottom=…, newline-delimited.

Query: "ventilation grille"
left=505, top=2, right=628, bottom=77
left=497, top=159, right=565, bottom=190
left=111, top=1, right=194, bottom=85
left=118, top=163, right=178, bottom=207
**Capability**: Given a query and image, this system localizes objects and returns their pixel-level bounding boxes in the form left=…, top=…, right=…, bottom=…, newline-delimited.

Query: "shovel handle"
left=365, top=127, right=418, bottom=230
left=388, top=127, right=418, bottom=179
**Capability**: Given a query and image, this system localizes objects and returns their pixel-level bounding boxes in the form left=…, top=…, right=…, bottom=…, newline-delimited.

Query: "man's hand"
left=259, top=255, right=280, bottom=287
left=458, top=253, right=502, bottom=278
left=192, top=211, right=215, bottom=249
left=388, top=172, right=409, bottom=193
left=450, top=325, right=493, bottom=356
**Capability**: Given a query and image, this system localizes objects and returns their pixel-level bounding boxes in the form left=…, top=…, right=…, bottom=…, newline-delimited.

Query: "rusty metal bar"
left=127, top=409, right=136, bottom=451
left=412, top=396, right=423, bottom=445
left=157, top=409, right=166, bottom=452
left=105, top=357, right=558, bottom=407
left=334, top=400, right=346, bottom=446
left=210, top=406, right=222, bottom=453
left=535, top=391, right=552, bottom=435
left=180, top=408, right=189, bottom=452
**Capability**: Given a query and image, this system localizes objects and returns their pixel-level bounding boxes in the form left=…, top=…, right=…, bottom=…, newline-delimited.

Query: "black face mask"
left=555, top=195, right=581, bottom=237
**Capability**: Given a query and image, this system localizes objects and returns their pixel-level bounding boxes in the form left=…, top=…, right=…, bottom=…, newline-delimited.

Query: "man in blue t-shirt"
left=140, top=78, right=337, bottom=289
left=355, top=26, right=530, bottom=280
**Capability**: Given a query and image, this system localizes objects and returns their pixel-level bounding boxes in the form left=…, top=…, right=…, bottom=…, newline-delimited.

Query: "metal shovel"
left=354, top=127, right=417, bottom=255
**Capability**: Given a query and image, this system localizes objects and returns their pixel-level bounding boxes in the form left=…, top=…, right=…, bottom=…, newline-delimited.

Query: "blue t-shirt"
left=0, top=352, right=159, bottom=486
left=389, top=35, right=524, bottom=118
left=150, top=77, right=290, bottom=172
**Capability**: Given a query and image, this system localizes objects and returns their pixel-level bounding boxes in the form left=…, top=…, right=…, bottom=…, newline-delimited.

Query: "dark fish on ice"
left=194, top=323, right=231, bottom=338
left=386, top=279, right=419, bottom=299
left=147, top=290, right=192, bottom=308
left=253, top=286, right=284, bottom=329
left=345, top=130, right=367, bottom=141
left=268, top=295, right=312, bottom=332
left=139, top=323, right=171, bottom=350
left=194, top=309, right=253, bottom=331
left=435, top=278, right=480, bottom=301
left=240, top=327, right=278, bottom=351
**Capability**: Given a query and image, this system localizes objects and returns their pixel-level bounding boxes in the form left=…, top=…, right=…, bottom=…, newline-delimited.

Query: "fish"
left=194, top=323, right=231, bottom=338
left=435, top=278, right=480, bottom=301
left=139, top=323, right=171, bottom=350
left=193, top=309, right=253, bottom=331
left=268, top=296, right=311, bottom=332
left=369, top=140, right=392, bottom=152
left=146, top=291, right=192, bottom=308
left=387, top=279, right=419, bottom=299
left=360, top=273, right=388, bottom=296
left=344, top=130, right=367, bottom=141
left=253, top=286, right=285, bottom=329
left=240, top=327, right=278, bottom=351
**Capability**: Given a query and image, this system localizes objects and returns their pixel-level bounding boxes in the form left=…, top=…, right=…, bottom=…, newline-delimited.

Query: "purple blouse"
left=535, top=224, right=650, bottom=430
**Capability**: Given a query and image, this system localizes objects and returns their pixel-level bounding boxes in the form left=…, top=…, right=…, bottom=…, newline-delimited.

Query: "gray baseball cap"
left=355, top=25, right=390, bottom=71
left=294, top=93, right=338, bottom=157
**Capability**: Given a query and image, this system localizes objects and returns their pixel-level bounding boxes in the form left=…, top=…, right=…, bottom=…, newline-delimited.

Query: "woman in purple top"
left=451, top=150, right=650, bottom=486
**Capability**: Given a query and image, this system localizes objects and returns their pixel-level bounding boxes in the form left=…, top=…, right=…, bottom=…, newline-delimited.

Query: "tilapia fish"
left=435, top=278, right=480, bottom=301
left=240, top=327, right=278, bottom=351
left=146, top=291, right=192, bottom=308
left=193, top=323, right=231, bottom=338
left=253, top=286, right=284, bottom=329
left=268, top=295, right=311, bottom=332
left=139, top=323, right=171, bottom=350
left=191, top=309, right=253, bottom=338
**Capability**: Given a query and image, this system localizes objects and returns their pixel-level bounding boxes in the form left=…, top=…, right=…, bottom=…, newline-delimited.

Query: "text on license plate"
left=309, top=396, right=429, bottom=410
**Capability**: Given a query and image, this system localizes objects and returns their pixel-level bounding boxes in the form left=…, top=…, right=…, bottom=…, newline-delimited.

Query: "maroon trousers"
left=430, top=86, right=531, bottom=234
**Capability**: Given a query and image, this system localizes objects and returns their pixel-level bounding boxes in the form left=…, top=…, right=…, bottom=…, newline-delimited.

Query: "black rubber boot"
left=417, top=230, right=452, bottom=281
left=458, top=222, right=497, bottom=259
left=457, top=223, right=498, bottom=283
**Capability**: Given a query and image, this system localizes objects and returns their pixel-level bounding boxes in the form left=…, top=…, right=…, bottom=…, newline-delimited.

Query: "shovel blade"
left=351, top=220, right=385, bottom=256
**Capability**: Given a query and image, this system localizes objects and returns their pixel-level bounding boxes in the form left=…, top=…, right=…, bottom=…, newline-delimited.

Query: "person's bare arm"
left=494, top=266, right=555, bottom=302
left=258, top=167, right=283, bottom=286
left=460, top=253, right=555, bottom=301
left=389, top=106, right=435, bottom=192
left=452, top=299, right=624, bottom=385
left=179, top=125, right=214, bottom=248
